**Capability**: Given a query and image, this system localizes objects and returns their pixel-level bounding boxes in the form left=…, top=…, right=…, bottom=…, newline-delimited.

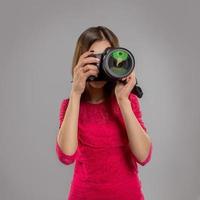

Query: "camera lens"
left=105, top=48, right=135, bottom=78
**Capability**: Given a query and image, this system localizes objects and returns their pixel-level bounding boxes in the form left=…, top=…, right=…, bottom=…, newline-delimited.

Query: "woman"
left=55, top=26, right=153, bottom=200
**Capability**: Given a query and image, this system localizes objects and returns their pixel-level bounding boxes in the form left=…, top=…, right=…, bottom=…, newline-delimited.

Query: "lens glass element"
left=107, top=49, right=133, bottom=77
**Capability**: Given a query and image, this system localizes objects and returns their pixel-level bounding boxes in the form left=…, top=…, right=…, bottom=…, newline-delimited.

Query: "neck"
left=86, top=87, right=105, bottom=103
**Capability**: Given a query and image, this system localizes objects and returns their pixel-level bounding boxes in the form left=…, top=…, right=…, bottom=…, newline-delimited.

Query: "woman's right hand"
left=71, top=51, right=100, bottom=96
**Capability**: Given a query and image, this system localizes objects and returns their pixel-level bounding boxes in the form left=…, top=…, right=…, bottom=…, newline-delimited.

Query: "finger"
left=81, top=64, right=99, bottom=73
left=121, top=74, right=130, bottom=81
left=76, top=51, right=96, bottom=68
left=127, top=72, right=135, bottom=81
left=132, top=70, right=136, bottom=77
left=128, top=77, right=136, bottom=88
left=81, top=56, right=100, bottom=66
left=121, top=76, right=130, bottom=83
left=121, top=77, right=127, bottom=81
left=77, top=57, right=100, bottom=69
left=128, top=76, right=135, bottom=85
left=83, top=69, right=99, bottom=79
left=77, top=67, right=98, bottom=79
left=79, top=50, right=95, bottom=60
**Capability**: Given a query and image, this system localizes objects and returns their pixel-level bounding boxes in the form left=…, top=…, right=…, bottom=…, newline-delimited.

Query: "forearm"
left=57, top=90, right=81, bottom=155
left=117, top=98, right=152, bottom=163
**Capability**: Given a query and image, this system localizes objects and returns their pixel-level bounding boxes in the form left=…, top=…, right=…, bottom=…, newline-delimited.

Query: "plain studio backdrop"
left=0, top=0, right=200, bottom=200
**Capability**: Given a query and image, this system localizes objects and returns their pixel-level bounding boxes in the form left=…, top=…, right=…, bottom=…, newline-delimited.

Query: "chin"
left=88, top=80, right=107, bottom=88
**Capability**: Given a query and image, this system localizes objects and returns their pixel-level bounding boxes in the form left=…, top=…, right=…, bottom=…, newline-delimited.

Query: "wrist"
left=70, top=90, right=81, bottom=100
left=117, top=97, right=130, bottom=106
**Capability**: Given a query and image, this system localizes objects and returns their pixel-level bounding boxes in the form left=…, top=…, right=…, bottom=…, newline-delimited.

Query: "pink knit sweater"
left=55, top=93, right=152, bottom=200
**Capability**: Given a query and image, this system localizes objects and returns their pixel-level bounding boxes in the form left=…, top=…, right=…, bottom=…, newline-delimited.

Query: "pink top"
left=55, top=93, right=152, bottom=200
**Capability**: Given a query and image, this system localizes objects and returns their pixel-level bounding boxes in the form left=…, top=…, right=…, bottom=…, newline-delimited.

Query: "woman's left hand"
left=115, top=70, right=137, bottom=101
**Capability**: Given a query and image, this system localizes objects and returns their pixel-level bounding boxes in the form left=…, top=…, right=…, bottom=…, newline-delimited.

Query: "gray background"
left=0, top=0, right=199, bottom=199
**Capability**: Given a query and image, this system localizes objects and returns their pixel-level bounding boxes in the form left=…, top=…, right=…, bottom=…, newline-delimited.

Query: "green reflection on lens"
left=112, top=50, right=128, bottom=66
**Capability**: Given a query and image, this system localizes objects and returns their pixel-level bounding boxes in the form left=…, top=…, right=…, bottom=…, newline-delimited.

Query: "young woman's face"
left=87, top=40, right=111, bottom=89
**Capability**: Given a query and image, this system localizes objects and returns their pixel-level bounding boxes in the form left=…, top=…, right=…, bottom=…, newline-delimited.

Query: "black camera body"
left=87, top=47, right=143, bottom=98
left=87, top=47, right=135, bottom=81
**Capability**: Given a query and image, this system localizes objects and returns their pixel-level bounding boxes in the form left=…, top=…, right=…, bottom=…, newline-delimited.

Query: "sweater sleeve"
left=128, top=93, right=153, bottom=166
left=55, top=98, right=78, bottom=165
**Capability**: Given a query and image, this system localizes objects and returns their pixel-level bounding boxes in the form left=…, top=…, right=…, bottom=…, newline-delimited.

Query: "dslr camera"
left=87, top=47, right=143, bottom=98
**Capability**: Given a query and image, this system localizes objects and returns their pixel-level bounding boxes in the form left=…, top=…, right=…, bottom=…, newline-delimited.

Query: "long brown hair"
left=71, top=26, right=120, bottom=102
